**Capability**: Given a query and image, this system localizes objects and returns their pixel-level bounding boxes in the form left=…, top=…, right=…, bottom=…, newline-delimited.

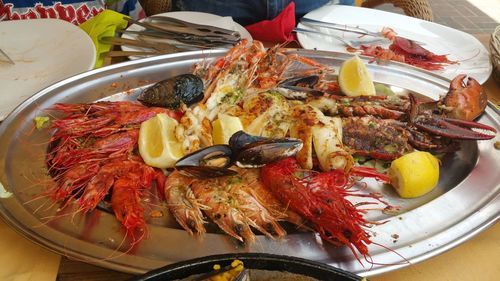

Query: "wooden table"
left=0, top=34, right=498, bottom=281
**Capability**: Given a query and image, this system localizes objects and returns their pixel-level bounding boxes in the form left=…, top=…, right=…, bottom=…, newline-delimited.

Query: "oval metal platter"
left=0, top=49, right=498, bottom=277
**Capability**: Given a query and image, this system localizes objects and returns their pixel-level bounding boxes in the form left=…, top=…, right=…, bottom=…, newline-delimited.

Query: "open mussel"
left=175, top=131, right=303, bottom=177
left=175, top=145, right=236, bottom=178
left=229, top=131, right=303, bottom=168
left=137, top=74, right=204, bottom=109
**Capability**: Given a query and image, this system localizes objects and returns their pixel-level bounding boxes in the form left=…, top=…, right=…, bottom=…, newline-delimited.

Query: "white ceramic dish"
left=0, top=19, right=96, bottom=121
left=121, top=11, right=252, bottom=57
left=297, top=5, right=492, bottom=84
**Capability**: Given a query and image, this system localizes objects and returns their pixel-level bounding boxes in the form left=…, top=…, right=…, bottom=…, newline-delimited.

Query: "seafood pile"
left=42, top=39, right=496, bottom=260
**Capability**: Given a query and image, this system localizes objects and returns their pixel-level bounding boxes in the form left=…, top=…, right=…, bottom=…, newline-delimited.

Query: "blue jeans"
left=172, top=0, right=333, bottom=26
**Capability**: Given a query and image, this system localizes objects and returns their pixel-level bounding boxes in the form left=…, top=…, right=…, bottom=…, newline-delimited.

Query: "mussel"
left=175, top=145, right=236, bottom=178
left=175, top=131, right=303, bottom=177
left=229, top=131, right=303, bottom=168
left=137, top=74, right=204, bottom=109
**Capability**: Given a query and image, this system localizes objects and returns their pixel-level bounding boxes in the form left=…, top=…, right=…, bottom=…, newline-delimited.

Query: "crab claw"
left=413, top=115, right=496, bottom=140
left=442, top=74, right=487, bottom=121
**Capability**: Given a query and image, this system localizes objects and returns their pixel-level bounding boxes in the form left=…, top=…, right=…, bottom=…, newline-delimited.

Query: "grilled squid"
left=290, top=104, right=353, bottom=172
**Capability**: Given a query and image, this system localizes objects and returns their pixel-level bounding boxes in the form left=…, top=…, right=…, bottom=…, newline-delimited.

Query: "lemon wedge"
left=338, top=55, right=376, bottom=97
left=212, top=113, right=244, bottom=144
left=388, top=151, right=440, bottom=198
left=138, top=113, right=183, bottom=168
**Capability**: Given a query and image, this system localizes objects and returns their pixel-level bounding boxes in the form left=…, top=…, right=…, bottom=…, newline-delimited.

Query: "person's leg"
left=172, top=0, right=267, bottom=26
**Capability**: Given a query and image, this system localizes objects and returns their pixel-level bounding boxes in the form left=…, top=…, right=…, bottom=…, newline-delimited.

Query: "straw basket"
left=491, top=25, right=500, bottom=85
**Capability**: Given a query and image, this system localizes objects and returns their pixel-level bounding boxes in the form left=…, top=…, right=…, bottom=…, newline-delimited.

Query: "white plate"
left=0, top=19, right=96, bottom=121
left=122, top=11, right=252, bottom=57
left=297, top=5, right=492, bottom=84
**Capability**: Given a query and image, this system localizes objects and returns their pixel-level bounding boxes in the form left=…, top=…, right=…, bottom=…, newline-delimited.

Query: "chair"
left=139, top=0, right=434, bottom=22
left=138, top=0, right=171, bottom=17
left=362, top=0, right=433, bottom=21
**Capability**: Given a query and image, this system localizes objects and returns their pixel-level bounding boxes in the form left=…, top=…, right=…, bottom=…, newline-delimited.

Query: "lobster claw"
left=442, top=74, right=487, bottom=121
left=412, top=115, right=496, bottom=140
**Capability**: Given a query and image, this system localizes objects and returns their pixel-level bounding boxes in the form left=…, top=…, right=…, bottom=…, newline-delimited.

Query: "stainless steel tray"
left=0, top=49, right=498, bottom=277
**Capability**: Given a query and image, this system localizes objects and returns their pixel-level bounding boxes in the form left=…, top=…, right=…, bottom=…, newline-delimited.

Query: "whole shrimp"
left=190, top=176, right=256, bottom=243
left=164, top=171, right=208, bottom=236
left=223, top=170, right=286, bottom=239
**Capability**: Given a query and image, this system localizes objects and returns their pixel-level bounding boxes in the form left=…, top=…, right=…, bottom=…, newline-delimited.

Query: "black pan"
left=131, top=253, right=363, bottom=281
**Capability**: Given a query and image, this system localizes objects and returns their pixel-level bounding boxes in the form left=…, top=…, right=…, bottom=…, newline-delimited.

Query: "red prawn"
left=109, top=159, right=165, bottom=242
left=44, top=101, right=169, bottom=245
left=47, top=130, right=139, bottom=174
left=260, top=157, right=390, bottom=262
left=50, top=101, right=182, bottom=138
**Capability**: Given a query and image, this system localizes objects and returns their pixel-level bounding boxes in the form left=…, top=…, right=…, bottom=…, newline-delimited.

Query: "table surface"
left=1, top=33, right=499, bottom=281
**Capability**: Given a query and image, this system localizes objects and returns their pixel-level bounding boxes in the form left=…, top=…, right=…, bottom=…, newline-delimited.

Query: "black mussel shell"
left=176, top=166, right=237, bottom=178
left=176, top=145, right=233, bottom=168
left=138, top=77, right=181, bottom=109
left=228, top=131, right=267, bottom=153
left=234, top=139, right=303, bottom=168
left=230, top=131, right=303, bottom=168
left=176, top=74, right=204, bottom=106
left=137, top=74, right=204, bottom=109
left=175, top=145, right=234, bottom=178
